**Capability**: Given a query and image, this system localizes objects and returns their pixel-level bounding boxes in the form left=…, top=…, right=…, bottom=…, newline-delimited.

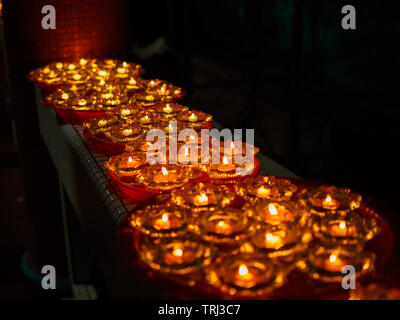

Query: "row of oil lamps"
left=128, top=177, right=379, bottom=297
left=29, top=59, right=381, bottom=298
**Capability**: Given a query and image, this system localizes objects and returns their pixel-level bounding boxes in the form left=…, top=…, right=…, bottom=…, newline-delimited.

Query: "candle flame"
left=78, top=99, right=86, bottom=106
left=223, top=157, right=229, bottom=165
left=325, top=195, right=332, bottom=203
left=184, top=148, right=189, bottom=157
left=188, top=113, right=198, bottom=122
left=265, top=233, right=280, bottom=242
left=121, top=109, right=131, bottom=116
left=163, top=104, right=172, bottom=113
left=56, top=63, right=63, bottom=69
left=339, top=222, right=346, bottom=229
left=160, top=87, right=165, bottom=93
left=68, top=64, right=75, bottom=70
left=238, top=264, right=249, bottom=276
left=173, top=248, right=183, bottom=257
left=230, top=141, right=235, bottom=149
left=43, top=68, right=50, bottom=73
left=150, top=80, right=155, bottom=86
left=268, top=204, right=278, bottom=215
left=128, top=157, right=133, bottom=163
left=145, top=95, right=154, bottom=101
left=257, top=186, right=268, bottom=197
left=129, top=78, right=136, bottom=85
left=329, top=254, right=337, bottom=263
left=98, top=70, right=107, bottom=76
left=73, top=74, right=81, bottom=80
left=161, top=167, right=168, bottom=176
left=79, top=59, right=87, bottom=65
left=123, top=129, right=133, bottom=136
left=99, top=79, right=105, bottom=85
left=122, top=61, right=128, bottom=67
left=199, top=193, right=208, bottom=202
left=161, top=213, right=169, bottom=223
left=61, top=93, right=69, bottom=100
left=117, top=67, right=125, bottom=73
left=217, top=221, right=225, bottom=228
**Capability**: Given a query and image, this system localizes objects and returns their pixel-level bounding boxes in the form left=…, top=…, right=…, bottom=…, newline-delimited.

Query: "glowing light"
left=329, top=254, right=337, bottom=263
left=339, top=222, right=346, bottom=230
left=128, top=156, right=133, bottom=163
left=61, top=93, right=69, bottom=100
left=188, top=113, right=198, bottom=122
left=173, top=248, right=183, bottom=257
left=238, top=264, right=249, bottom=276
left=161, top=167, right=168, bottom=176
left=268, top=204, right=278, bottom=216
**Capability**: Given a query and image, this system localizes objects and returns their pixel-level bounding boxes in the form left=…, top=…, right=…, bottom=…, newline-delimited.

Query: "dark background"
left=0, top=0, right=399, bottom=299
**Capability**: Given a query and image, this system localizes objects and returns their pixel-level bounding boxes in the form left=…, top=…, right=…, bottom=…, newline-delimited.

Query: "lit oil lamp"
left=235, top=176, right=297, bottom=204
left=221, top=140, right=260, bottom=158
left=312, top=211, right=379, bottom=245
left=251, top=224, right=307, bottom=259
left=104, top=153, right=146, bottom=178
left=152, top=103, right=189, bottom=119
left=299, top=244, right=375, bottom=282
left=205, top=253, right=286, bottom=296
left=194, top=208, right=250, bottom=245
left=133, top=204, right=188, bottom=238
left=206, top=154, right=255, bottom=180
left=138, top=165, right=201, bottom=191
left=244, top=200, right=298, bottom=225
left=138, top=237, right=212, bottom=275
left=103, top=123, right=144, bottom=143
left=170, top=182, right=236, bottom=212
left=177, top=109, right=212, bottom=129
left=83, top=114, right=120, bottom=134
left=300, top=185, right=362, bottom=216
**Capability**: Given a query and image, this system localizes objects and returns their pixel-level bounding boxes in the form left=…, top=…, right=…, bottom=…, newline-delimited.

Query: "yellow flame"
left=161, top=213, right=169, bottom=223
left=238, top=264, right=249, bottom=276
left=265, top=233, right=280, bottom=242
left=61, top=93, right=69, bottom=100
left=325, top=195, right=332, bottom=203
left=79, top=59, right=87, bottom=65
left=329, top=254, right=337, bottom=263
left=129, top=78, right=136, bottom=85
left=189, top=113, right=198, bottom=122
left=150, top=80, right=155, bottom=86
left=117, top=67, right=125, bottom=73
left=73, top=74, right=81, bottom=80
left=163, top=104, right=172, bottom=113
left=161, top=167, right=168, bottom=176
left=122, top=62, right=128, bottom=67
left=173, top=248, right=183, bottom=257
left=68, top=64, right=76, bottom=70
left=78, top=99, right=86, bottom=106
left=268, top=204, right=278, bottom=216
left=223, top=157, right=229, bottom=165
left=56, top=62, right=63, bottom=69
left=128, top=156, right=133, bottom=163
left=339, top=222, right=346, bottom=229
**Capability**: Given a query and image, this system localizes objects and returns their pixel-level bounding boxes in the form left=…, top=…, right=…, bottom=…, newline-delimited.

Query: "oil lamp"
left=170, top=182, right=236, bottom=212
left=177, top=110, right=212, bottom=129
left=221, top=140, right=260, bottom=158
left=103, top=123, right=144, bottom=143
left=300, top=185, right=362, bottom=216
left=138, top=165, right=201, bottom=191
left=298, top=244, right=375, bottom=282
left=152, top=103, right=189, bottom=119
left=133, top=204, right=189, bottom=238
left=235, top=176, right=297, bottom=204
left=205, top=253, right=286, bottom=296
left=138, top=237, right=212, bottom=275
left=193, top=208, right=251, bottom=245
left=311, top=211, right=379, bottom=245
left=207, top=155, right=254, bottom=180
left=83, top=114, right=120, bottom=134
left=244, top=200, right=298, bottom=225
left=250, top=223, right=307, bottom=260
left=104, top=153, right=146, bottom=178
